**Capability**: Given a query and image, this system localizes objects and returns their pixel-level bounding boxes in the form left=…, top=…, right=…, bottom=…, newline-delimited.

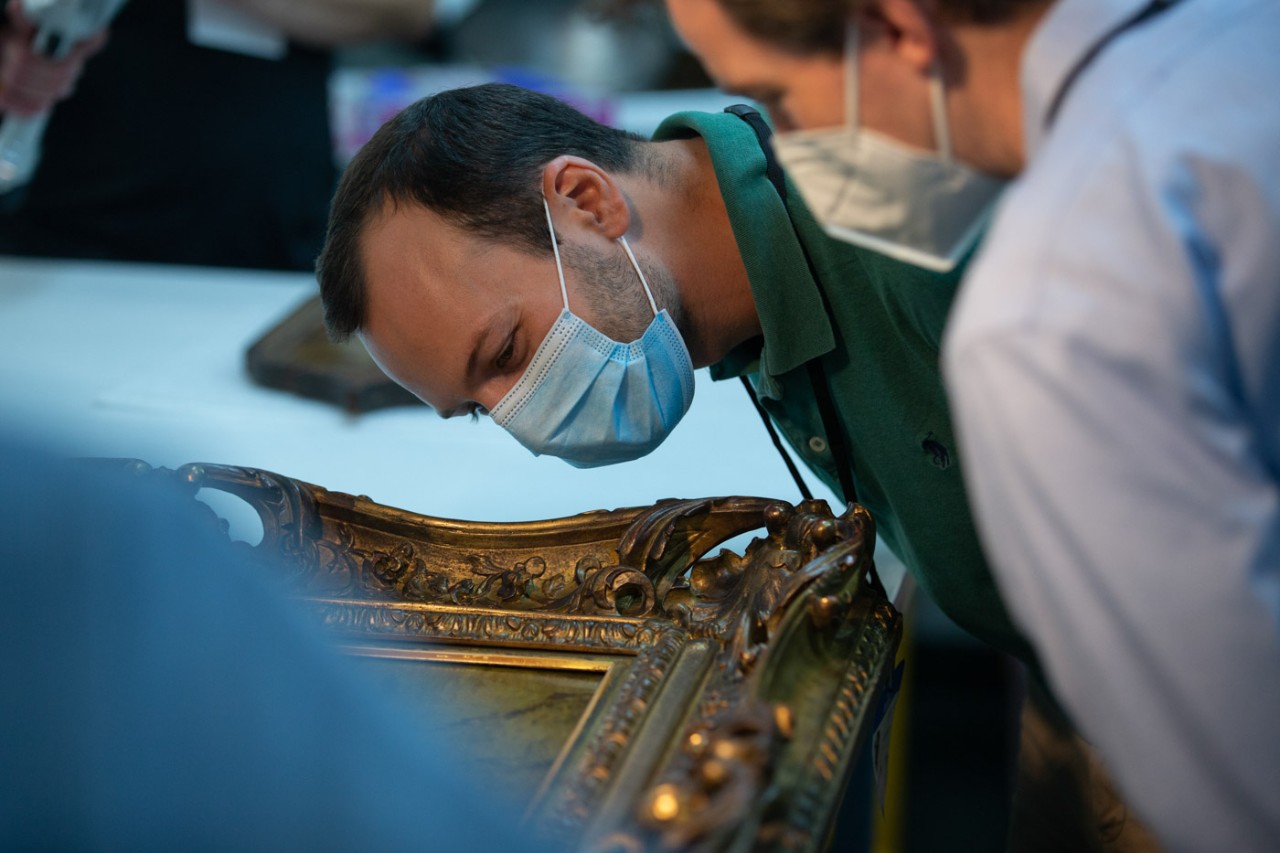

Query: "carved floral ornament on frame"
left=107, top=459, right=901, bottom=852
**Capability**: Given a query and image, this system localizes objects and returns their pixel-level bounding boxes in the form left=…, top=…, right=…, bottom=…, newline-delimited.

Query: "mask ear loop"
left=844, top=21, right=860, bottom=132
left=542, top=196, right=571, bottom=310
left=544, top=195, right=658, bottom=319
left=851, top=18, right=952, bottom=161
left=928, top=62, right=953, bottom=161
left=618, top=235, right=659, bottom=317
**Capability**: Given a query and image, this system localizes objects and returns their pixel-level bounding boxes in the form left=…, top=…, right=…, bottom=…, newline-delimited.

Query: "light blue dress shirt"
left=943, top=0, right=1280, bottom=849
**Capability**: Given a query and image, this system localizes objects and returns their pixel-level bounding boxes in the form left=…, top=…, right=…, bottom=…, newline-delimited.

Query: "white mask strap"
left=929, top=68, right=953, bottom=161
left=844, top=22, right=860, bottom=132
left=618, top=235, right=658, bottom=316
left=542, top=194, right=658, bottom=318
left=848, top=20, right=953, bottom=162
left=542, top=196, right=571, bottom=309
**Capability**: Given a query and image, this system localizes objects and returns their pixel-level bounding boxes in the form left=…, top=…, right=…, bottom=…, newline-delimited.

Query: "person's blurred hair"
left=607, top=0, right=1048, bottom=56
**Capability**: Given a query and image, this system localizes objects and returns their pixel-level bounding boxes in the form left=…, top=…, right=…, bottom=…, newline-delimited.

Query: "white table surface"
left=0, top=255, right=907, bottom=602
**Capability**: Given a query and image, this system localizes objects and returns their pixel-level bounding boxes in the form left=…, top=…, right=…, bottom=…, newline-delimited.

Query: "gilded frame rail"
left=117, top=460, right=901, bottom=852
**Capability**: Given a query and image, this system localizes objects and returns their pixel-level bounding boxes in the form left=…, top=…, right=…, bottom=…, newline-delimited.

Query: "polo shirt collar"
left=653, top=111, right=835, bottom=391
left=735, top=200, right=837, bottom=386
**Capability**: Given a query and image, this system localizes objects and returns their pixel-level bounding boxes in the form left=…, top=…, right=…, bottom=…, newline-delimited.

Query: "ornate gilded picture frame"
left=124, top=461, right=901, bottom=852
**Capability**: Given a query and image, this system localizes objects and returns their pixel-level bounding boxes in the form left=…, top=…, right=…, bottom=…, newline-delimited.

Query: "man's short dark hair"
left=316, top=83, right=648, bottom=341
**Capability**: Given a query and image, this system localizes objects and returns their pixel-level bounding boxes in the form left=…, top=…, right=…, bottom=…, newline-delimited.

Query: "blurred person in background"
left=0, top=0, right=473, bottom=270
left=0, top=0, right=106, bottom=117
left=0, top=427, right=533, bottom=849
left=663, top=0, right=1280, bottom=850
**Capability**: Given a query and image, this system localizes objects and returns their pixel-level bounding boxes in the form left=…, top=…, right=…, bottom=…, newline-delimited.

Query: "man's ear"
left=857, top=0, right=943, bottom=73
left=541, top=156, right=631, bottom=241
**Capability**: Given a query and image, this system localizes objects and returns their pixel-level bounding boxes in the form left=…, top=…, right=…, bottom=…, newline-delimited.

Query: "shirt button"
left=808, top=436, right=828, bottom=454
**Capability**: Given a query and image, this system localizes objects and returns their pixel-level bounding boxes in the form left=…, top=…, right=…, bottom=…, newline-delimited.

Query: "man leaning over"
left=315, top=81, right=1031, bottom=690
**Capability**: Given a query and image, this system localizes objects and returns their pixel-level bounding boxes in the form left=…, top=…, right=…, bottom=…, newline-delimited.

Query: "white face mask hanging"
left=771, top=23, right=1006, bottom=273
left=488, top=198, right=696, bottom=468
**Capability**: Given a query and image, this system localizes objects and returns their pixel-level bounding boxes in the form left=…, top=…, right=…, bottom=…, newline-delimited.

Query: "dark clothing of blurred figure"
left=0, top=0, right=334, bottom=271
left=0, top=434, right=524, bottom=850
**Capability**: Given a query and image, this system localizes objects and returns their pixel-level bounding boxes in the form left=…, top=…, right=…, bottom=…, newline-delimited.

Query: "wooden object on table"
left=245, top=294, right=421, bottom=413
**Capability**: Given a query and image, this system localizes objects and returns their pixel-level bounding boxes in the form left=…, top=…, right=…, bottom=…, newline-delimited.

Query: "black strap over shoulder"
left=724, top=105, right=859, bottom=507
left=739, top=375, right=814, bottom=503
left=725, top=104, right=788, bottom=203
left=1045, top=0, right=1186, bottom=127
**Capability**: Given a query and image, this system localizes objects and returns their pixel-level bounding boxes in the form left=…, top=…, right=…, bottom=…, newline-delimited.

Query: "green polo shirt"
left=654, top=111, right=1030, bottom=661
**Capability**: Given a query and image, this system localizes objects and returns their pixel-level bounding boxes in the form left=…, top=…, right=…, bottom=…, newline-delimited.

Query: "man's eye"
left=496, top=339, right=515, bottom=369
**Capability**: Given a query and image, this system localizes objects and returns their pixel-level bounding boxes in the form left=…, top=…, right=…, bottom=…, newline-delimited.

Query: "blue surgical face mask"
left=488, top=199, right=696, bottom=468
